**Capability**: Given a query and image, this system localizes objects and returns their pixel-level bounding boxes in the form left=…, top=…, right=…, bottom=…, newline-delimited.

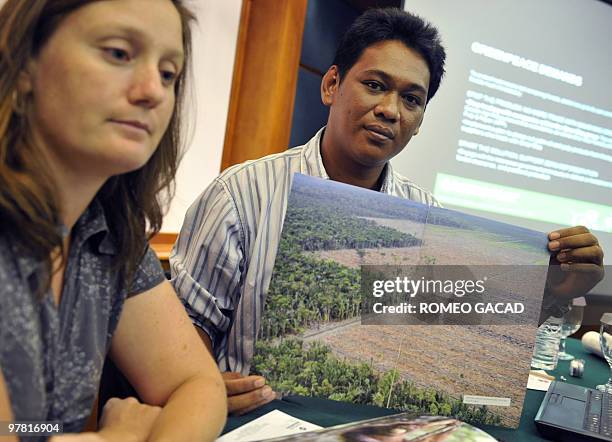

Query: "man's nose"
left=374, top=92, right=400, bottom=122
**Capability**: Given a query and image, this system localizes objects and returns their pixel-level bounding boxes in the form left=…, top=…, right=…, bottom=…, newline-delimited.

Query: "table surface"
left=223, top=337, right=610, bottom=441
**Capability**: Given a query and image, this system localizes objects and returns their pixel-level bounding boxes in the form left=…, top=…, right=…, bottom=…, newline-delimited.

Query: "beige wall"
left=165, top=0, right=242, bottom=232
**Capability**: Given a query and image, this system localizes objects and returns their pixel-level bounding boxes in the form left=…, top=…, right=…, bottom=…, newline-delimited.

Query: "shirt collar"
left=13, top=199, right=117, bottom=281
left=300, top=126, right=395, bottom=194
left=73, top=198, right=117, bottom=255
left=379, top=161, right=395, bottom=194
left=300, top=127, right=329, bottom=179
left=12, top=241, right=41, bottom=284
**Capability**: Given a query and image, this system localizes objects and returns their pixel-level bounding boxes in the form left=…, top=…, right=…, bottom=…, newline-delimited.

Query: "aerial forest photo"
left=253, top=173, right=551, bottom=428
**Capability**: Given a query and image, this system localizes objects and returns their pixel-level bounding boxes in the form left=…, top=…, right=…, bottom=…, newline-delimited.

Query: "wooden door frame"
left=221, top=0, right=308, bottom=170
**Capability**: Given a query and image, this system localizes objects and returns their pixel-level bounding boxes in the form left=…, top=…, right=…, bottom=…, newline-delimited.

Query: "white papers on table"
left=217, top=410, right=322, bottom=442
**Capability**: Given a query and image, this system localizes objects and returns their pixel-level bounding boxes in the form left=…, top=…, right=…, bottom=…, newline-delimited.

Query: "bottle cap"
left=569, top=359, right=585, bottom=378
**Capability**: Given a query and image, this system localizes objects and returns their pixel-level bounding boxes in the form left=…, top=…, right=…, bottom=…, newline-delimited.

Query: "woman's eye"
left=161, top=70, right=178, bottom=86
left=105, top=47, right=131, bottom=62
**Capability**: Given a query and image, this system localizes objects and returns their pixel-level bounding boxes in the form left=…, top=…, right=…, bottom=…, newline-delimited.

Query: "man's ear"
left=413, top=105, right=427, bottom=136
left=321, top=65, right=340, bottom=107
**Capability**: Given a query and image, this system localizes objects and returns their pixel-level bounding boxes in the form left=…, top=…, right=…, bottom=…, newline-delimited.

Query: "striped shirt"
left=170, top=128, right=439, bottom=373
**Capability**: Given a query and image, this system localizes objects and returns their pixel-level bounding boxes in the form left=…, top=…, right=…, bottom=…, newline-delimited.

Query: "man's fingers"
left=556, top=245, right=604, bottom=265
left=546, top=226, right=605, bottom=299
left=227, top=386, right=276, bottom=415
left=221, top=372, right=274, bottom=414
left=549, top=225, right=590, bottom=240
left=232, top=395, right=276, bottom=416
left=221, top=372, right=242, bottom=381
left=548, top=232, right=598, bottom=251
left=224, top=374, right=266, bottom=396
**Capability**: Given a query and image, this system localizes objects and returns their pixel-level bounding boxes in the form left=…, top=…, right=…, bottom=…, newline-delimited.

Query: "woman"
left=0, top=0, right=226, bottom=440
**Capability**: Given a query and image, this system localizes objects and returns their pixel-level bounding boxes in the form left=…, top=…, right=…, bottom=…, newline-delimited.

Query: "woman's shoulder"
left=0, top=232, right=29, bottom=290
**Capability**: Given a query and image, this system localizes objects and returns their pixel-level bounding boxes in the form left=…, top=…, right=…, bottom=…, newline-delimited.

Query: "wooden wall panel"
left=221, top=0, right=308, bottom=170
left=151, top=232, right=178, bottom=270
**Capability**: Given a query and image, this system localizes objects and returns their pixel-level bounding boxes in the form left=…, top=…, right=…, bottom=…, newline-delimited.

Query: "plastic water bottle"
left=531, top=316, right=563, bottom=370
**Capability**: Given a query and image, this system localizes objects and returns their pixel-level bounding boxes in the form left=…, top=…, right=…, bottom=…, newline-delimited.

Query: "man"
left=171, top=8, right=604, bottom=414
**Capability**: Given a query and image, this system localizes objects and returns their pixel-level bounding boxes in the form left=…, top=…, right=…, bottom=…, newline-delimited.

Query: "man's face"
left=322, top=40, right=430, bottom=169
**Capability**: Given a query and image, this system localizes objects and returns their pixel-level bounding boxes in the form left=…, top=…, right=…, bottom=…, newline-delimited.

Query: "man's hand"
left=223, top=372, right=276, bottom=415
left=547, top=226, right=604, bottom=300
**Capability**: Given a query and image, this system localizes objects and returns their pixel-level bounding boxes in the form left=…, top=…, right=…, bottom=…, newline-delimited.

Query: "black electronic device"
left=535, top=381, right=612, bottom=441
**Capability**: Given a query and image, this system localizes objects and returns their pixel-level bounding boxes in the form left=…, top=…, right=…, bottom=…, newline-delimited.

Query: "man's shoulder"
left=211, top=129, right=324, bottom=195
left=213, top=146, right=305, bottom=191
left=390, top=169, right=439, bottom=206
left=392, top=170, right=429, bottom=193
left=181, top=146, right=307, bottom=227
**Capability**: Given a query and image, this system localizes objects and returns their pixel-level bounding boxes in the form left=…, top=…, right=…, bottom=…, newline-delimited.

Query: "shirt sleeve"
left=170, top=179, right=245, bottom=352
left=127, top=244, right=166, bottom=296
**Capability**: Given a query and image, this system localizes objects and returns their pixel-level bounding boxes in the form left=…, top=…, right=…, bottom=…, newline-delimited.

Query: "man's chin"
left=356, top=144, right=401, bottom=168
left=354, top=154, right=391, bottom=170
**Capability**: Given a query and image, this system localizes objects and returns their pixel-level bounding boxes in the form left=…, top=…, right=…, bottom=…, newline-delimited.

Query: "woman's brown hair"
left=0, top=0, right=195, bottom=287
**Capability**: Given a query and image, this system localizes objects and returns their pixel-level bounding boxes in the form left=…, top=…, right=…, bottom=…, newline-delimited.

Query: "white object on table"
left=527, top=370, right=554, bottom=391
left=582, top=331, right=612, bottom=359
left=572, top=297, right=587, bottom=307
left=216, top=410, right=322, bottom=442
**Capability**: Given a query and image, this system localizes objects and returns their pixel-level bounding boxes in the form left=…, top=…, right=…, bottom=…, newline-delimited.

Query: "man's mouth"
left=364, top=124, right=395, bottom=141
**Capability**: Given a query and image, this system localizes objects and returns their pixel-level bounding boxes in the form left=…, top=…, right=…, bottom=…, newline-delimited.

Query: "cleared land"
left=309, top=219, right=547, bottom=268
left=300, top=217, right=547, bottom=427
left=363, top=218, right=548, bottom=266
left=305, top=322, right=536, bottom=427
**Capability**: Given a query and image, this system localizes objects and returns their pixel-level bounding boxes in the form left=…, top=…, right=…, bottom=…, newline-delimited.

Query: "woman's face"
left=21, top=0, right=184, bottom=180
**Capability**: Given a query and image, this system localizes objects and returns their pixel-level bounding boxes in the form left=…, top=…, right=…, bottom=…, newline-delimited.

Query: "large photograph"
left=254, top=174, right=550, bottom=428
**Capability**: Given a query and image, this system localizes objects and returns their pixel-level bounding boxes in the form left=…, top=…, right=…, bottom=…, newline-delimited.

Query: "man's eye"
left=403, top=95, right=421, bottom=106
left=364, top=81, right=383, bottom=91
left=105, top=48, right=131, bottom=62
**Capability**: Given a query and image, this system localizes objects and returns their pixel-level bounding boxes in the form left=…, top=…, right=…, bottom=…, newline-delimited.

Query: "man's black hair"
left=332, top=8, right=446, bottom=102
